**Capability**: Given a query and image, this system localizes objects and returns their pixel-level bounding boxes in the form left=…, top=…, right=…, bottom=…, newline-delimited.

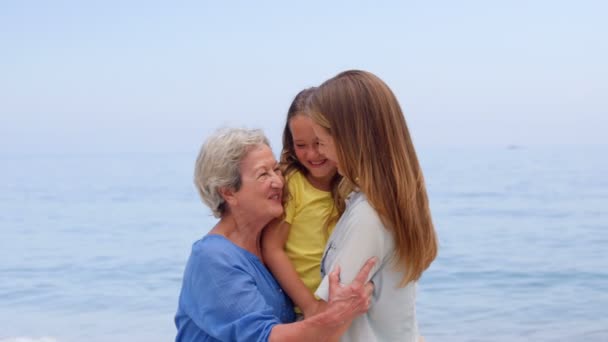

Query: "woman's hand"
left=322, top=257, right=377, bottom=326
left=268, top=258, right=377, bottom=342
left=302, top=300, right=324, bottom=319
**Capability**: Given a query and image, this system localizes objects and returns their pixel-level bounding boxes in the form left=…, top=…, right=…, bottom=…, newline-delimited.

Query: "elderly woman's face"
left=233, top=144, right=284, bottom=222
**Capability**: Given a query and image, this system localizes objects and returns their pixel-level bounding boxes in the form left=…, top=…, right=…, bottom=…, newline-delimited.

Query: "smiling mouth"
left=309, top=160, right=327, bottom=167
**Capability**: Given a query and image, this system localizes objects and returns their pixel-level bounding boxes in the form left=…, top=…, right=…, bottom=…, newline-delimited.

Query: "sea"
left=1, top=145, right=607, bottom=342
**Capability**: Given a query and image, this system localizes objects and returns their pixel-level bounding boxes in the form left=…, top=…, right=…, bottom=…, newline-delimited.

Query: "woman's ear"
left=219, top=187, right=237, bottom=207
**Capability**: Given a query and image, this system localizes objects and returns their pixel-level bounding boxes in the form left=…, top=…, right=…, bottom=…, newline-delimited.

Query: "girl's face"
left=311, top=121, right=341, bottom=175
left=289, top=115, right=337, bottom=180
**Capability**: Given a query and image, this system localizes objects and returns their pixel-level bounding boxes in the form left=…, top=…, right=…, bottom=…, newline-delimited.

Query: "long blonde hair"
left=309, top=70, right=438, bottom=284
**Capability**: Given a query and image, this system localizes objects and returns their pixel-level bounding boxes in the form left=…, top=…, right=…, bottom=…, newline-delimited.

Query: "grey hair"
left=194, top=127, right=270, bottom=218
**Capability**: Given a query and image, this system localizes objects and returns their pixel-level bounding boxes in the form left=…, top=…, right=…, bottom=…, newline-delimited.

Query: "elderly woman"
left=175, top=127, right=375, bottom=342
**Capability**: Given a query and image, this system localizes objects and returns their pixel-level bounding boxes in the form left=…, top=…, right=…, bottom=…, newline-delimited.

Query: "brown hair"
left=280, top=87, right=345, bottom=228
left=308, top=70, right=438, bottom=284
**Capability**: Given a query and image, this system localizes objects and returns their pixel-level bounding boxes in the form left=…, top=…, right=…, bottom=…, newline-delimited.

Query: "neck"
left=209, top=213, right=265, bottom=260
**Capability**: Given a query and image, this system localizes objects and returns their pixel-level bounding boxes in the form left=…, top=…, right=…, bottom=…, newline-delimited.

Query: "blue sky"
left=1, top=0, right=606, bottom=154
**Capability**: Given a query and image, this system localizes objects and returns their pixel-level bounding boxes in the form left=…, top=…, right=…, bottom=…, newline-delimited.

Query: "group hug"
left=174, top=70, right=438, bottom=341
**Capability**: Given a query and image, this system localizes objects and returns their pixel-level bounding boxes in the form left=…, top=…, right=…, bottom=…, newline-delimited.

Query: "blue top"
left=175, top=234, right=295, bottom=342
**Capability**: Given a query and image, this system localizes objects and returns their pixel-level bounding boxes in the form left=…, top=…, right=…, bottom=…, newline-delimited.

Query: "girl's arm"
left=262, top=219, right=319, bottom=316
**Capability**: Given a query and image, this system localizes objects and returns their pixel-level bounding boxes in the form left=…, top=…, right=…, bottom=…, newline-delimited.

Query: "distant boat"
left=506, top=144, right=522, bottom=150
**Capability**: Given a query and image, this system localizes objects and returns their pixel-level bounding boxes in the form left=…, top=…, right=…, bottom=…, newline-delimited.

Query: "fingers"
left=363, top=281, right=374, bottom=297
left=325, top=258, right=379, bottom=323
left=353, top=294, right=372, bottom=316
left=352, top=256, right=378, bottom=286
left=328, top=265, right=342, bottom=296
left=330, top=265, right=341, bottom=283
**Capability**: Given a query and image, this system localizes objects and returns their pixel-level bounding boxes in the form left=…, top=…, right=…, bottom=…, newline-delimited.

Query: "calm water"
left=1, top=146, right=607, bottom=342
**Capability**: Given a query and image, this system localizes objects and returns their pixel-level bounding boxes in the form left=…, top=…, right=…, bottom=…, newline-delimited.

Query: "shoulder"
left=188, top=235, right=247, bottom=272
left=183, top=236, right=265, bottom=299
left=343, top=192, right=385, bottom=230
left=285, top=169, right=305, bottom=187
left=285, top=170, right=308, bottom=202
left=192, top=234, right=234, bottom=256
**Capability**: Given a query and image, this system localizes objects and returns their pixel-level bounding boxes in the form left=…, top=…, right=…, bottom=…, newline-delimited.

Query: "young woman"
left=262, top=88, right=344, bottom=319
left=308, top=70, right=438, bottom=341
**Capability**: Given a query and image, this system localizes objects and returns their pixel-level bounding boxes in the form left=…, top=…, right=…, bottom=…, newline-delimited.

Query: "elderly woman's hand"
left=267, top=257, right=378, bottom=342
left=322, top=257, right=377, bottom=326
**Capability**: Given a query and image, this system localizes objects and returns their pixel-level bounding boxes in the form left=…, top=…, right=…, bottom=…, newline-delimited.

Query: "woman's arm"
left=269, top=258, right=376, bottom=342
left=182, top=240, right=374, bottom=342
left=261, top=219, right=319, bottom=315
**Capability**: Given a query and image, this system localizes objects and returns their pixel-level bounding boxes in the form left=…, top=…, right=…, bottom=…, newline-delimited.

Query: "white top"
left=315, top=191, right=419, bottom=342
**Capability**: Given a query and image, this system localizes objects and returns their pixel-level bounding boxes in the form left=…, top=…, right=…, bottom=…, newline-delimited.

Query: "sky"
left=1, top=0, right=606, bottom=155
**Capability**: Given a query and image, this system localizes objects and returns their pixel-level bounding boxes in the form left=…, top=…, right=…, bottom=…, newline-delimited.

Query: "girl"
left=308, top=70, right=438, bottom=341
left=262, top=87, right=344, bottom=319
